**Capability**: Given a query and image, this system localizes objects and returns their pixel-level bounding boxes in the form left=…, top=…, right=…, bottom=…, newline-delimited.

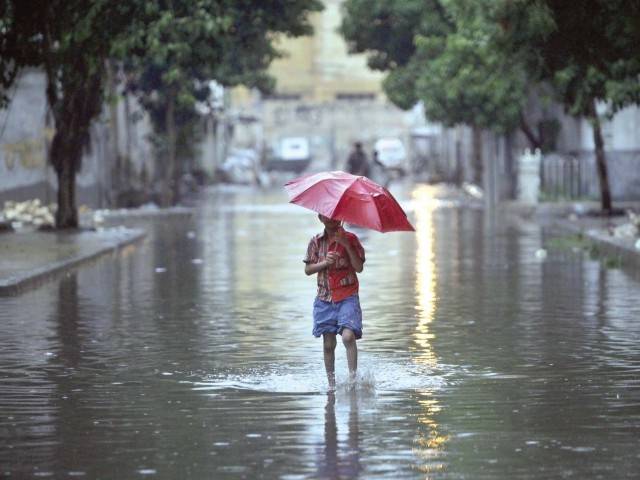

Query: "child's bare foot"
left=327, top=372, right=336, bottom=392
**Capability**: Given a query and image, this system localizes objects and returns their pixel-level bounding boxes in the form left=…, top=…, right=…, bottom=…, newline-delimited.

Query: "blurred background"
left=1, top=0, right=638, bottom=226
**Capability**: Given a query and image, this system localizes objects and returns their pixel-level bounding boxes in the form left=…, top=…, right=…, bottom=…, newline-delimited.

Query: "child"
left=303, top=214, right=365, bottom=390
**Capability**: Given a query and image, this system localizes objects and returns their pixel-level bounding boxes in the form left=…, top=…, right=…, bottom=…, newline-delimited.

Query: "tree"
left=496, top=0, right=640, bottom=213
left=0, top=0, right=323, bottom=225
left=341, top=0, right=542, bottom=152
left=0, top=0, right=141, bottom=228
left=118, top=0, right=323, bottom=205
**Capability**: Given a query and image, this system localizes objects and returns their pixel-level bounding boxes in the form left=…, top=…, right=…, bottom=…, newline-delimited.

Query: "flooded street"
left=1, top=184, right=639, bottom=479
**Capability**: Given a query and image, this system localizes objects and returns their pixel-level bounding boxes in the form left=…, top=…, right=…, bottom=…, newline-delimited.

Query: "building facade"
left=229, top=0, right=416, bottom=172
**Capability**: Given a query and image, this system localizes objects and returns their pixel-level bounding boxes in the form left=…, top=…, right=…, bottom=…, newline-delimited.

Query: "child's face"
left=318, top=214, right=341, bottom=230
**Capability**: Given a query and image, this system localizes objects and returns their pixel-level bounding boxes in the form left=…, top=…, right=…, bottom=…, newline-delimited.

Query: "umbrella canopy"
left=284, top=171, right=415, bottom=232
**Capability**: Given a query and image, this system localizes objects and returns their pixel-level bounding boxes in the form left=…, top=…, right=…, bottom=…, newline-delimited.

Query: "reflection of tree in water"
left=50, top=273, right=86, bottom=474
left=317, top=391, right=362, bottom=479
left=55, top=273, right=82, bottom=368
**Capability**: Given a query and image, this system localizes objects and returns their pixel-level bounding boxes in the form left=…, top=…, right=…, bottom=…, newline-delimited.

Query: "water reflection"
left=412, top=185, right=438, bottom=367
left=414, top=391, right=448, bottom=476
left=317, top=391, right=362, bottom=479
left=410, top=185, right=449, bottom=474
left=1, top=185, right=640, bottom=478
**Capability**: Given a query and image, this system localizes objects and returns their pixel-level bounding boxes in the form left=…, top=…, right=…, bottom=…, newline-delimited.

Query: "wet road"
left=1, top=184, right=639, bottom=479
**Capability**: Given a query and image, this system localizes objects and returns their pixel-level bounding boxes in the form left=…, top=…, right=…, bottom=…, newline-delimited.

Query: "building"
left=229, top=0, right=415, bottom=173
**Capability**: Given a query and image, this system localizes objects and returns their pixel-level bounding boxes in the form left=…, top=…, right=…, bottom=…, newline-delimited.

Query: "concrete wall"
left=542, top=103, right=640, bottom=201
left=267, top=0, right=384, bottom=101
left=232, top=97, right=414, bottom=171
left=0, top=69, right=109, bottom=208
left=0, top=70, right=52, bottom=204
left=0, top=69, right=156, bottom=208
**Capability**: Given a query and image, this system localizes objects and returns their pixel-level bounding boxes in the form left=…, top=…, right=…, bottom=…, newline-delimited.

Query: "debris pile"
left=612, top=210, right=640, bottom=239
left=1, top=199, right=56, bottom=229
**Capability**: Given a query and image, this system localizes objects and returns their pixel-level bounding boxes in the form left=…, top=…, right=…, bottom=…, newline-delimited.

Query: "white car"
left=267, top=137, right=312, bottom=173
left=374, top=138, right=406, bottom=171
left=218, top=148, right=258, bottom=184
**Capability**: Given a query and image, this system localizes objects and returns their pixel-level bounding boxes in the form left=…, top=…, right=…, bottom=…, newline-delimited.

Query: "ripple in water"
left=193, top=358, right=448, bottom=394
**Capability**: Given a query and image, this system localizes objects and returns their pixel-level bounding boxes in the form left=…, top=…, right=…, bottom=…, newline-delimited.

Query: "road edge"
left=0, top=229, right=146, bottom=296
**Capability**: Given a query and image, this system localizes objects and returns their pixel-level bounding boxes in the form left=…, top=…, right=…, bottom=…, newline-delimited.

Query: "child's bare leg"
left=323, top=333, right=337, bottom=389
left=342, top=328, right=358, bottom=380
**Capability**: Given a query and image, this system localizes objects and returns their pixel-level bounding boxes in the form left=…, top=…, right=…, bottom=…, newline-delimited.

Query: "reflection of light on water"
left=411, top=185, right=448, bottom=473
left=412, top=185, right=437, bottom=367
left=413, top=392, right=449, bottom=475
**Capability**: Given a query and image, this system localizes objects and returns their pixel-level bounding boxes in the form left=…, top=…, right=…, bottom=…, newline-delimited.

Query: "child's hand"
left=324, top=251, right=339, bottom=267
left=332, top=229, right=349, bottom=247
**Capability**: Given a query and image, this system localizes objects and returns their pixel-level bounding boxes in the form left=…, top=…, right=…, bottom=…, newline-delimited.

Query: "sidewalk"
left=0, top=204, right=196, bottom=295
left=499, top=200, right=640, bottom=272
left=0, top=227, right=146, bottom=295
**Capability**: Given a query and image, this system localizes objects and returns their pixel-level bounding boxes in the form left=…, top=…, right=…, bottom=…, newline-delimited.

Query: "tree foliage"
left=342, top=0, right=640, bottom=211
left=117, top=0, right=323, bottom=205
left=496, top=0, right=640, bottom=212
left=0, top=0, right=323, bottom=223
left=341, top=0, right=534, bottom=135
left=0, top=0, right=140, bottom=227
left=496, top=0, right=640, bottom=117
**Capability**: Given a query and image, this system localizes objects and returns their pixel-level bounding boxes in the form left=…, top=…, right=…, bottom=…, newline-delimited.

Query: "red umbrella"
left=284, top=171, right=415, bottom=232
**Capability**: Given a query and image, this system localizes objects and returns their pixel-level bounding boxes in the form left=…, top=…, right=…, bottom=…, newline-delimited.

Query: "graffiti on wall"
left=2, top=128, right=54, bottom=170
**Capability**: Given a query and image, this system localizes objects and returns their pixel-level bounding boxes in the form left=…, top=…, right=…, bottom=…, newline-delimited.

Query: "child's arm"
left=334, top=231, right=364, bottom=273
left=304, top=252, right=338, bottom=276
left=341, top=242, right=364, bottom=273
left=333, top=231, right=364, bottom=273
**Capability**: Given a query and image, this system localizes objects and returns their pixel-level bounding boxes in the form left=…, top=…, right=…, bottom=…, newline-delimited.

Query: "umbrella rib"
left=327, top=176, right=360, bottom=219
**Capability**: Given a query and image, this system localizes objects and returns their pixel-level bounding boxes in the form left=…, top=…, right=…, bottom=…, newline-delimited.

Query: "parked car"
left=216, top=148, right=258, bottom=184
left=374, top=137, right=407, bottom=173
left=266, top=137, right=312, bottom=173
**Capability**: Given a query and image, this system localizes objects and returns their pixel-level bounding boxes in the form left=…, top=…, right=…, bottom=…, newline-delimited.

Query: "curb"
left=554, top=221, right=640, bottom=273
left=89, top=206, right=194, bottom=221
left=0, top=228, right=146, bottom=296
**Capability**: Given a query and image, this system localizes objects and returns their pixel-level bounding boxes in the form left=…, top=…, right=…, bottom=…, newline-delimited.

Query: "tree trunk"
left=471, top=126, right=483, bottom=186
left=49, top=66, right=104, bottom=229
left=588, top=100, right=613, bottom=214
left=164, top=90, right=177, bottom=207
left=106, top=61, right=121, bottom=193
left=54, top=156, right=79, bottom=228
left=518, top=112, right=541, bottom=150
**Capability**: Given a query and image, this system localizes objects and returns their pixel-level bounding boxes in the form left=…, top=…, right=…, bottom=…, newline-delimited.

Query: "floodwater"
left=1, top=184, right=639, bottom=479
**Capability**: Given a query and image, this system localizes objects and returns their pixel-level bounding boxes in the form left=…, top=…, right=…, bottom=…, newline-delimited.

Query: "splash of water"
left=192, top=358, right=447, bottom=395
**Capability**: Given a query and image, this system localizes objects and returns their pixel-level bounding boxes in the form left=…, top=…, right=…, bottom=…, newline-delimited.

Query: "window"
left=335, top=93, right=376, bottom=101
left=264, top=93, right=302, bottom=101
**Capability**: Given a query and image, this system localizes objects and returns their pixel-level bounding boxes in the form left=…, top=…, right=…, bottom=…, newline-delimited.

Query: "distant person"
left=372, top=149, right=391, bottom=188
left=304, top=214, right=365, bottom=391
left=345, top=142, right=370, bottom=177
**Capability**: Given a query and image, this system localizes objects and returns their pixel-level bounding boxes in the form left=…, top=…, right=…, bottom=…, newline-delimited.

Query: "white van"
left=267, top=137, right=312, bottom=173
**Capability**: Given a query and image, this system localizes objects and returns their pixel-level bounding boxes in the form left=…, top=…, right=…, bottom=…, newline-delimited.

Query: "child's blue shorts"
left=312, top=294, right=363, bottom=339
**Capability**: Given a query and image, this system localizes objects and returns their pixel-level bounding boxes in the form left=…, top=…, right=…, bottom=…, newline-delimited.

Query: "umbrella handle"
left=328, top=223, right=343, bottom=253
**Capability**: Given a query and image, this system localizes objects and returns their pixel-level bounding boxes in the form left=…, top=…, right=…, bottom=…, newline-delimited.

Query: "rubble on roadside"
left=612, top=210, right=639, bottom=239
left=1, top=199, right=193, bottom=231
left=2, top=199, right=56, bottom=229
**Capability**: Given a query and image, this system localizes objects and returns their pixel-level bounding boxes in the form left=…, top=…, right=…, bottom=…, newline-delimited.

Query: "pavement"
left=0, top=205, right=196, bottom=295
left=499, top=199, right=640, bottom=273
left=0, top=226, right=146, bottom=295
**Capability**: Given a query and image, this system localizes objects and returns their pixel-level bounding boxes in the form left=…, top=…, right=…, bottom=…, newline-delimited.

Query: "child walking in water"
left=304, top=214, right=365, bottom=391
